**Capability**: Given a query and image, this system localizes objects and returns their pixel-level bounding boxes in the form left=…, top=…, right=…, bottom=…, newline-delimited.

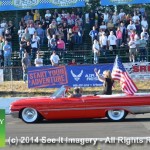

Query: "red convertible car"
left=10, top=86, right=150, bottom=123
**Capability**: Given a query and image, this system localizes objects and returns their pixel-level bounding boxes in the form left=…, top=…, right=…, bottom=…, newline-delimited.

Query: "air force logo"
left=71, top=70, right=83, bottom=81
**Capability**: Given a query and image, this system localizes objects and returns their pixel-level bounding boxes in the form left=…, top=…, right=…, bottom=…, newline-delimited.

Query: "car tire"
left=107, top=110, right=127, bottom=121
left=21, top=108, right=41, bottom=123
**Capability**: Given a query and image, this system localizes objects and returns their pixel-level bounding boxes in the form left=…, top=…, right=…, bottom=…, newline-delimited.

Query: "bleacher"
left=1, top=10, right=150, bottom=66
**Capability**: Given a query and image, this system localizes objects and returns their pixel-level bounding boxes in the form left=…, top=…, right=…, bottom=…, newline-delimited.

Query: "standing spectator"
left=128, top=37, right=136, bottom=62
left=36, top=24, right=44, bottom=46
left=99, top=32, right=107, bottom=56
left=19, top=18, right=27, bottom=29
left=18, top=26, right=25, bottom=42
left=34, top=53, right=43, bottom=67
left=7, top=21, right=15, bottom=35
left=22, top=28, right=31, bottom=42
left=127, top=21, right=136, bottom=37
left=31, top=33, right=40, bottom=60
left=72, top=22, right=80, bottom=44
left=67, top=28, right=74, bottom=51
left=3, top=40, right=12, bottom=67
left=89, top=10, right=95, bottom=28
left=28, top=24, right=36, bottom=37
left=24, top=12, right=32, bottom=24
left=0, top=37, right=4, bottom=67
left=50, top=51, right=60, bottom=66
left=140, top=28, right=149, bottom=41
left=89, top=26, right=98, bottom=42
left=62, top=22, right=68, bottom=43
left=92, top=39, right=100, bottom=64
left=141, top=17, right=148, bottom=31
left=31, top=9, right=40, bottom=23
left=45, top=10, right=51, bottom=20
left=99, top=21, right=107, bottom=32
left=112, top=12, right=119, bottom=27
left=24, top=41, right=32, bottom=60
left=22, top=52, right=31, bottom=83
left=4, top=29, right=12, bottom=46
left=57, top=36, right=65, bottom=58
left=107, top=31, right=117, bottom=54
left=19, top=37, right=27, bottom=59
left=50, top=34, right=57, bottom=51
left=119, top=9, right=126, bottom=21
left=116, top=27, right=122, bottom=48
left=138, top=35, right=147, bottom=61
left=103, top=11, right=109, bottom=24
left=132, top=12, right=140, bottom=23
left=0, top=25, right=4, bottom=37
left=120, top=22, right=127, bottom=46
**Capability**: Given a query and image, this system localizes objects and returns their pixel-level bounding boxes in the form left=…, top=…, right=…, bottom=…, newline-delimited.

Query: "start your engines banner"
left=0, top=0, right=85, bottom=11
left=28, top=64, right=113, bottom=88
left=101, top=0, right=150, bottom=6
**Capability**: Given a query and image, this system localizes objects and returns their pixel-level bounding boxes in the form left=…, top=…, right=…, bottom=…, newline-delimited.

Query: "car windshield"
left=51, top=85, right=66, bottom=99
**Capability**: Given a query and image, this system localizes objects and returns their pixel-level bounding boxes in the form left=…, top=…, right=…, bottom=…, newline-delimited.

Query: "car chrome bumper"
left=11, top=111, right=19, bottom=118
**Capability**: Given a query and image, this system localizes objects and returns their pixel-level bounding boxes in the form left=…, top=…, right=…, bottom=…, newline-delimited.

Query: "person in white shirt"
left=140, top=28, right=149, bottom=41
left=28, top=24, right=36, bottom=36
left=128, top=37, right=136, bottom=62
left=34, top=53, right=43, bottom=67
left=119, top=9, right=126, bottom=21
left=132, top=12, right=140, bottom=23
left=18, top=26, right=25, bottom=42
left=107, top=31, right=117, bottom=54
left=127, top=21, right=136, bottom=36
left=92, top=39, right=100, bottom=64
left=50, top=51, right=60, bottom=66
left=141, top=17, right=148, bottom=30
left=45, top=10, right=51, bottom=19
left=99, top=32, right=107, bottom=55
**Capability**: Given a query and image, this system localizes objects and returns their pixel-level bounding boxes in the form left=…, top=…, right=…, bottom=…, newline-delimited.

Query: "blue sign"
left=0, top=0, right=85, bottom=11
left=101, top=0, right=150, bottom=5
left=28, top=64, right=113, bottom=88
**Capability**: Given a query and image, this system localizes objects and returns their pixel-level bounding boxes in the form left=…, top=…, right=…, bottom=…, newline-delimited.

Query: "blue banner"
left=0, top=0, right=85, bottom=11
left=28, top=64, right=113, bottom=88
left=101, top=0, right=150, bottom=5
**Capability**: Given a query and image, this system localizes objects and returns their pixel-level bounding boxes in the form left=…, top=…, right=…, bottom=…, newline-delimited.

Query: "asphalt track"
left=3, top=114, right=150, bottom=150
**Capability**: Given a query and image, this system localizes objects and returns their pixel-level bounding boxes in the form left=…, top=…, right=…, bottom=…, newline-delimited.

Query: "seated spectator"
left=34, top=53, right=43, bottom=67
left=50, top=51, right=60, bottom=66
left=68, top=58, right=77, bottom=65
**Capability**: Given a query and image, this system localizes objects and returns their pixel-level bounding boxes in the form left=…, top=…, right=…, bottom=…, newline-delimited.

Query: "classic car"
left=10, top=85, right=150, bottom=123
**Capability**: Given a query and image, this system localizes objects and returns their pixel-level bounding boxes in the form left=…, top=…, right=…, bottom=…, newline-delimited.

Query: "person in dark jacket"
left=94, top=68, right=114, bottom=95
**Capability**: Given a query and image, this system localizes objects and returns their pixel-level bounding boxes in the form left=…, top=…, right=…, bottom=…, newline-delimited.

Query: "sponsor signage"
left=101, top=0, right=150, bottom=5
left=28, top=64, right=113, bottom=88
left=0, top=109, right=5, bottom=147
left=0, top=0, right=85, bottom=11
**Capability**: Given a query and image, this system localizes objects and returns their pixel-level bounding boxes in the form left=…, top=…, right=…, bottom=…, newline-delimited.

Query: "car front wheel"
left=107, top=110, right=127, bottom=121
left=21, top=108, right=40, bottom=123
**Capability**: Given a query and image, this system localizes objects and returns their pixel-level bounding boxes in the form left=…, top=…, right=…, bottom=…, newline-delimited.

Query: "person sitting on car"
left=68, top=87, right=82, bottom=98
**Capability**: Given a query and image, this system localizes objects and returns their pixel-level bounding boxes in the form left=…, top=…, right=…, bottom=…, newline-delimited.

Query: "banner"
left=0, top=0, right=85, bottom=11
left=0, top=69, right=3, bottom=83
left=0, top=109, right=5, bottom=147
left=124, top=62, right=150, bottom=80
left=101, top=0, right=150, bottom=6
left=28, top=64, right=113, bottom=88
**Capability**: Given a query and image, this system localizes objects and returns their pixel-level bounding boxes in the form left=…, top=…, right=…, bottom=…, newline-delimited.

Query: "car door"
left=83, top=96, right=106, bottom=118
left=45, top=97, right=85, bottom=120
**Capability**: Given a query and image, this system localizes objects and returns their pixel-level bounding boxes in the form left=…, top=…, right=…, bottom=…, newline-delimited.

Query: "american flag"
left=111, top=56, right=138, bottom=95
